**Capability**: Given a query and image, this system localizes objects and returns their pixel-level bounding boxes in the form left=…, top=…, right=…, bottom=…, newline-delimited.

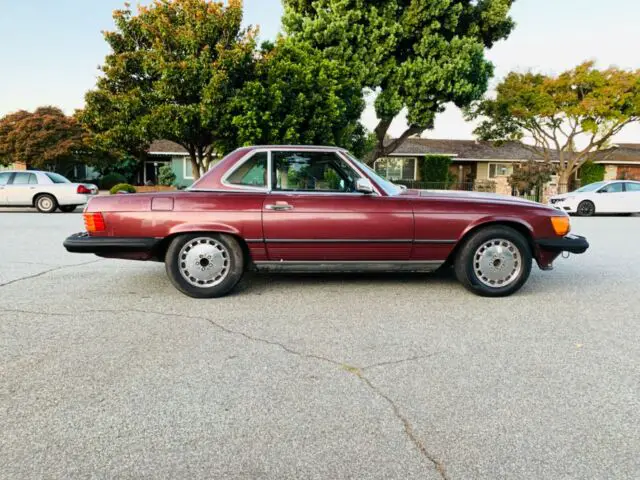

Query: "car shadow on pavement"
left=234, top=267, right=459, bottom=296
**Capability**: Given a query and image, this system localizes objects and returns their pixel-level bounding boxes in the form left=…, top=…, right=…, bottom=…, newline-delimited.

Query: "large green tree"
left=283, top=0, right=515, bottom=162
left=217, top=39, right=367, bottom=155
left=468, top=62, right=640, bottom=185
left=81, top=0, right=256, bottom=180
left=0, top=107, right=85, bottom=169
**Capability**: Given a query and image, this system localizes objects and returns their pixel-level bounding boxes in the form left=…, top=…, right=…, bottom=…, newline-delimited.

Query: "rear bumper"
left=63, top=232, right=161, bottom=255
left=536, top=234, right=589, bottom=254
left=57, top=194, right=96, bottom=206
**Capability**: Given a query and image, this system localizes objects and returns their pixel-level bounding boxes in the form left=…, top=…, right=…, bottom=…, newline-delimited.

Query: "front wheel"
left=454, top=226, right=532, bottom=297
left=577, top=200, right=595, bottom=217
left=165, top=233, right=244, bottom=298
left=35, top=194, right=58, bottom=213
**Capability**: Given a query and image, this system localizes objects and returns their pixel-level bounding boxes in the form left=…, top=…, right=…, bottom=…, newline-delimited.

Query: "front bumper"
left=63, top=232, right=161, bottom=255
left=536, top=234, right=589, bottom=254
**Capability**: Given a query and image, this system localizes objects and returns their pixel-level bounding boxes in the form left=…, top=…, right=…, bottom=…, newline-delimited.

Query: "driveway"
left=1, top=212, right=639, bottom=479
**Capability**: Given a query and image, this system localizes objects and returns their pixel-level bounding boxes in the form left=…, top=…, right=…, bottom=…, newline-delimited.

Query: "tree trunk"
left=369, top=118, right=423, bottom=166
left=557, top=169, right=572, bottom=193
left=190, top=153, right=201, bottom=181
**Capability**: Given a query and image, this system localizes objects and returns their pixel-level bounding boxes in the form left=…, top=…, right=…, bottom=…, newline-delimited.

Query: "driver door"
left=596, top=182, right=625, bottom=212
left=262, top=150, right=413, bottom=261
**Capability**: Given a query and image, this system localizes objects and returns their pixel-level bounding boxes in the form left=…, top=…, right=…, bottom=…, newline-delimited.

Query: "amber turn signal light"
left=551, top=216, right=570, bottom=236
left=83, top=212, right=106, bottom=233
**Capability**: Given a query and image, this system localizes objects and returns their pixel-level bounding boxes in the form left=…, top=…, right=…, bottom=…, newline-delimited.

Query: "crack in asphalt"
left=361, top=352, right=443, bottom=371
left=0, top=260, right=103, bottom=288
left=2, top=305, right=448, bottom=479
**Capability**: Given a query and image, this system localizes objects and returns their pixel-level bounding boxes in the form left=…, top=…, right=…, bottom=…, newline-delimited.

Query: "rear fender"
left=167, top=223, right=242, bottom=237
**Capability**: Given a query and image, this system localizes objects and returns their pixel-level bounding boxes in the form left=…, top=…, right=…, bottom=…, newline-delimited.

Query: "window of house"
left=271, top=151, right=358, bottom=192
left=489, top=163, right=510, bottom=178
left=227, top=152, right=268, bottom=188
left=183, top=158, right=194, bottom=180
left=374, top=158, right=415, bottom=180
left=12, top=172, right=36, bottom=184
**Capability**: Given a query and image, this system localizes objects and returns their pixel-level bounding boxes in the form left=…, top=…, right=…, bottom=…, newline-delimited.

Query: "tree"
left=469, top=62, right=640, bottom=185
left=0, top=107, right=85, bottom=169
left=283, top=0, right=515, bottom=162
left=508, top=160, right=553, bottom=194
left=81, top=0, right=256, bottom=180
left=218, top=39, right=367, bottom=155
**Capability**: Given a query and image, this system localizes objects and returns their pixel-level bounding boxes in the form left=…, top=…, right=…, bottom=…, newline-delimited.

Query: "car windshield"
left=343, top=152, right=402, bottom=196
left=575, top=181, right=607, bottom=193
left=45, top=172, right=71, bottom=184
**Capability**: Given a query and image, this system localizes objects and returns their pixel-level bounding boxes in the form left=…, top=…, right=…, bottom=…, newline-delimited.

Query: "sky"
left=0, top=0, right=638, bottom=143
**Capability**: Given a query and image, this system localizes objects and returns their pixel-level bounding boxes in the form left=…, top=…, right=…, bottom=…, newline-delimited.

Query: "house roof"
left=594, top=144, right=640, bottom=164
left=387, top=138, right=544, bottom=161
left=148, top=140, right=189, bottom=155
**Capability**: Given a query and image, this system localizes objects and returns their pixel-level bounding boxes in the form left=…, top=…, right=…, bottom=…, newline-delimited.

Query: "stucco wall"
left=604, top=165, right=618, bottom=180
left=476, top=162, right=489, bottom=179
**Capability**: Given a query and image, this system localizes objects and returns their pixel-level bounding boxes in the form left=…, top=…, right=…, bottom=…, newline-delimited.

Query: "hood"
left=400, top=188, right=554, bottom=209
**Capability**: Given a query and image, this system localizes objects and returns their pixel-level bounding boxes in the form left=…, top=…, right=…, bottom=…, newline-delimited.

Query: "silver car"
left=0, top=170, right=98, bottom=213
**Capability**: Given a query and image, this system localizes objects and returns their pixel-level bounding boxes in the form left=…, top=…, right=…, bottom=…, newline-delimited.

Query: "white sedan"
left=549, top=180, right=640, bottom=216
left=0, top=170, right=98, bottom=213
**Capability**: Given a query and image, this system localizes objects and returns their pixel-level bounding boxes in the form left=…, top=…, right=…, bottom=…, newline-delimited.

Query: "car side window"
left=624, top=182, right=640, bottom=192
left=226, top=152, right=267, bottom=188
left=11, top=172, right=36, bottom=185
left=271, top=151, right=358, bottom=193
left=598, top=183, right=623, bottom=193
left=0, top=172, right=11, bottom=185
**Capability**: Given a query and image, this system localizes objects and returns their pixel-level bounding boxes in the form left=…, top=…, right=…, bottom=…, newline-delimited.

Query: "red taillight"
left=83, top=212, right=106, bottom=233
left=77, top=184, right=92, bottom=194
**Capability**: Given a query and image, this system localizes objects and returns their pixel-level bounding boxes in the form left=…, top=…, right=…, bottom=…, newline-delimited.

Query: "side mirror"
left=356, top=178, right=375, bottom=194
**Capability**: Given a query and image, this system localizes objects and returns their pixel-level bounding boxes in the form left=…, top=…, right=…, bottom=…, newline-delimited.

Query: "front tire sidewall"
left=165, top=233, right=244, bottom=298
left=455, top=226, right=532, bottom=297
left=577, top=201, right=595, bottom=217
left=35, top=194, right=57, bottom=213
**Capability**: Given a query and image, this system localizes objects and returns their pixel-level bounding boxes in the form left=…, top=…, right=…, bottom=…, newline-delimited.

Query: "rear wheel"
left=454, top=226, right=532, bottom=297
left=165, top=233, right=244, bottom=298
left=577, top=200, right=595, bottom=217
left=59, top=205, right=79, bottom=213
left=34, top=194, right=57, bottom=213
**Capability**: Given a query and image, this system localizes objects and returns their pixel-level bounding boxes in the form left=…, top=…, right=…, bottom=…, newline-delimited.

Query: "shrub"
left=422, top=155, right=455, bottom=184
left=158, top=164, right=176, bottom=186
left=109, top=183, right=137, bottom=195
left=99, top=172, right=127, bottom=190
left=579, top=160, right=605, bottom=186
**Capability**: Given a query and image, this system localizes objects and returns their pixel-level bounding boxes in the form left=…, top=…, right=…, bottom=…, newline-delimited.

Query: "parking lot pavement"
left=1, top=212, right=639, bottom=480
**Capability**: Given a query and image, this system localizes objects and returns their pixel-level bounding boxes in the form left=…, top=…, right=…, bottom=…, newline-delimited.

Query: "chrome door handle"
left=265, top=203, right=293, bottom=211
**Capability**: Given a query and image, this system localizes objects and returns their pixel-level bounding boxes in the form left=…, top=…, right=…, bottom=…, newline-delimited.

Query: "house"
left=143, top=140, right=200, bottom=188
left=594, top=143, right=640, bottom=181
left=374, top=138, right=544, bottom=186
left=0, top=161, right=27, bottom=172
left=376, top=138, right=640, bottom=192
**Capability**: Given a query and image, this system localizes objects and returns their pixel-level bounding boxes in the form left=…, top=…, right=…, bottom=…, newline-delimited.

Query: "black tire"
left=59, top=205, right=79, bottom=213
left=577, top=200, right=595, bottom=217
left=165, top=233, right=245, bottom=298
left=454, top=226, right=532, bottom=297
left=34, top=194, right=58, bottom=213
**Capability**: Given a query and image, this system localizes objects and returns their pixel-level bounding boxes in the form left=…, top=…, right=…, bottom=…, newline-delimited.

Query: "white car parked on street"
left=549, top=180, right=640, bottom=216
left=0, top=170, right=98, bottom=213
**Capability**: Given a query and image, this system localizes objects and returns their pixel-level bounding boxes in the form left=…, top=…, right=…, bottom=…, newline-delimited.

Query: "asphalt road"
left=1, top=211, right=639, bottom=479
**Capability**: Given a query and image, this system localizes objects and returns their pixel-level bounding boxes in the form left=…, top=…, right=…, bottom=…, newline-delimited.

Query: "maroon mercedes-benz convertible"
left=64, top=145, right=588, bottom=297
